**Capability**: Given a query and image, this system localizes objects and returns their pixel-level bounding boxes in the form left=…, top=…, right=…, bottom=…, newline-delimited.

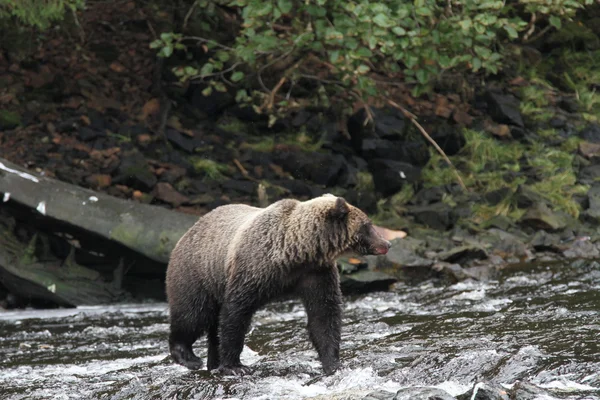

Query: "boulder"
left=275, top=151, right=347, bottom=187
left=368, top=159, right=421, bottom=197
left=484, top=91, right=524, bottom=127
left=361, top=139, right=429, bottom=166
left=393, top=387, right=456, bottom=400
left=580, top=123, right=600, bottom=143
left=339, top=270, right=398, bottom=295
left=519, top=202, right=567, bottom=232
left=457, top=381, right=509, bottom=400
left=408, top=202, right=456, bottom=230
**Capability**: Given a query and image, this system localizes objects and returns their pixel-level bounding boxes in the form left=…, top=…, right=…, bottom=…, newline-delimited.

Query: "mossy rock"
left=0, top=110, right=21, bottom=130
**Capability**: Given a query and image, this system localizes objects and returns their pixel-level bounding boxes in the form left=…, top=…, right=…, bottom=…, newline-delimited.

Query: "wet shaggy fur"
left=165, top=194, right=391, bottom=376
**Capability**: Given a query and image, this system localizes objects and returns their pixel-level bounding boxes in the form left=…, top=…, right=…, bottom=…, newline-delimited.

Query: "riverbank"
left=1, top=1, right=600, bottom=307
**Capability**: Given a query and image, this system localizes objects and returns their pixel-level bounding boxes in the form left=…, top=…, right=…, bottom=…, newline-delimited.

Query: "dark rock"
left=347, top=106, right=407, bottom=152
left=189, top=84, right=235, bottom=117
left=530, top=230, right=561, bottom=252
left=437, top=245, right=487, bottom=264
left=482, top=215, right=514, bottom=231
left=114, top=150, right=157, bottom=191
left=508, top=381, right=555, bottom=400
left=153, top=182, right=190, bottom=207
left=558, top=97, right=579, bottom=113
left=580, top=123, right=600, bottom=143
left=379, top=237, right=433, bottom=268
left=361, top=139, right=430, bottom=166
left=393, top=387, right=456, bottom=400
left=344, top=189, right=378, bottom=214
left=579, top=164, right=600, bottom=185
left=581, top=183, right=600, bottom=223
left=339, top=270, right=398, bottom=295
left=519, top=202, right=567, bottom=232
left=89, top=41, right=120, bottom=62
left=428, top=119, right=467, bottom=156
left=274, top=179, right=314, bottom=197
left=432, top=262, right=479, bottom=283
left=563, top=238, right=599, bottom=259
left=457, top=381, right=509, bottom=400
left=166, top=129, right=201, bottom=153
left=484, top=187, right=511, bottom=206
left=514, top=185, right=547, bottom=208
left=578, top=141, right=600, bottom=161
left=412, top=186, right=446, bottom=205
left=409, top=202, right=456, bottom=230
left=338, top=163, right=358, bottom=188
left=221, top=179, right=257, bottom=195
left=509, top=126, right=526, bottom=140
left=487, top=229, right=533, bottom=261
left=274, top=151, right=347, bottom=186
left=337, top=257, right=367, bottom=274
left=160, top=166, right=187, bottom=184
left=485, top=91, right=524, bottom=127
left=78, top=127, right=106, bottom=141
left=187, top=193, right=215, bottom=205
left=368, top=159, right=421, bottom=197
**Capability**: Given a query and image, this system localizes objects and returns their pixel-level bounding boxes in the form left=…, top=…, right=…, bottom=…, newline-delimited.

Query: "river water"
left=1, top=260, right=599, bottom=400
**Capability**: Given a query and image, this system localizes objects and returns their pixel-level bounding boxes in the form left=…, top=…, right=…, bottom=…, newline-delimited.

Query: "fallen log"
left=0, top=157, right=197, bottom=264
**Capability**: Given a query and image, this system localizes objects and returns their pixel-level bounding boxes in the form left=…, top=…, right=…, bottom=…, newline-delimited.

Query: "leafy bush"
left=0, top=0, right=84, bottom=30
left=152, top=0, right=594, bottom=121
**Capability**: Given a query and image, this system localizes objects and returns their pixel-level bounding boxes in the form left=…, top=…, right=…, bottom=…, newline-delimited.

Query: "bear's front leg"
left=217, top=291, right=258, bottom=376
left=298, top=267, right=343, bottom=375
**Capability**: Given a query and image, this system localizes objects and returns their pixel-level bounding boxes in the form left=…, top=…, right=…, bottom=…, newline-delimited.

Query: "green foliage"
left=0, top=0, right=84, bottom=30
left=152, top=0, right=593, bottom=119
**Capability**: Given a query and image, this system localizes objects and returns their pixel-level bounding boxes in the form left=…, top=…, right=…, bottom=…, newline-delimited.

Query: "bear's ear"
left=330, top=197, right=350, bottom=219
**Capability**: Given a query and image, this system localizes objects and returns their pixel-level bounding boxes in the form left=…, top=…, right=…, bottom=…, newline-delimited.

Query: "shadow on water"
left=1, top=260, right=599, bottom=399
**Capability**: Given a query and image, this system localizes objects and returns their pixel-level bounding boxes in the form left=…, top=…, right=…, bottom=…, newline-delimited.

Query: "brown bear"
left=165, top=194, right=391, bottom=376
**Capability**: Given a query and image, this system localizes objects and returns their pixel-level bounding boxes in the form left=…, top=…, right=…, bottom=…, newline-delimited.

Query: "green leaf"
left=202, top=86, right=213, bottom=96
left=235, top=89, right=249, bottom=102
left=216, top=51, right=230, bottom=62
left=355, top=47, right=372, bottom=58
left=200, top=63, right=214, bottom=77
left=160, top=32, right=172, bottom=42
left=159, top=45, right=173, bottom=58
left=415, top=7, right=432, bottom=16
left=458, top=19, right=472, bottom=30
left=549, top=16, right=562, bottom=29
left=149, top=39, right=162, bottom=49
left=472, top=57, right=482, bottom=72
left=231, top=71, right=244, bottom=82
left=213, top=81, right=227, bottom=92
left=504, top=25, right=518, bottom=39
left=329, top=50, right=340, bottom=63
left=392, top=26, right=406, bottom=36
left=416, top=69, right=427, bottom=84
left=356, top=64, right=370, bottom=74
left=277, top=0, right=292, bottom=13
left=373, top=13, right=393, bottom=28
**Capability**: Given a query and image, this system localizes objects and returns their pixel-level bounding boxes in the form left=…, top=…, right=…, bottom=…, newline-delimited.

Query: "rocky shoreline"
left=2, top=1, right=600, bottom=308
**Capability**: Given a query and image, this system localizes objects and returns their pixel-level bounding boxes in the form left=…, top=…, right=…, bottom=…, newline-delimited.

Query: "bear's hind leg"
left=168, top=298, right=206, bottom=370
left=206, top=323, right=220, bottom=371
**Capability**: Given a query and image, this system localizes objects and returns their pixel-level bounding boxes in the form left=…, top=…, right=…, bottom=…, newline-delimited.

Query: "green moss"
left=217, top=116, right=247, bottom=134
left=0, top=110, right=21, bottom=130
left=356, top=171, right=375, bottom=192
left=189, top=157, right=229, bottom=180
left=389, top=185, right=415, bottom=209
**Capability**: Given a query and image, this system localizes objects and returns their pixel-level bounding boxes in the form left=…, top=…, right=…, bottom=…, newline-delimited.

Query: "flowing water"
left=1, top=260, right=599, bottom=400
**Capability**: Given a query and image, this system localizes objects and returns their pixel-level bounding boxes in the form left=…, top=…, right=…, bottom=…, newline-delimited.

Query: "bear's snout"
left=373, top=240, right=391, bottom=255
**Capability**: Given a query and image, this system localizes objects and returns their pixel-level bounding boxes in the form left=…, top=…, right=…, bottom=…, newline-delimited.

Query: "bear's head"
left=305, top=194, right=392, bottom=258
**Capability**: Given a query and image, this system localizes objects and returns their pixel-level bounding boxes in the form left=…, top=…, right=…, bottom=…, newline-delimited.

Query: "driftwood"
left=0, top=157, right=197, bottom=264
left=0, top=157, right=199, bottom=306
